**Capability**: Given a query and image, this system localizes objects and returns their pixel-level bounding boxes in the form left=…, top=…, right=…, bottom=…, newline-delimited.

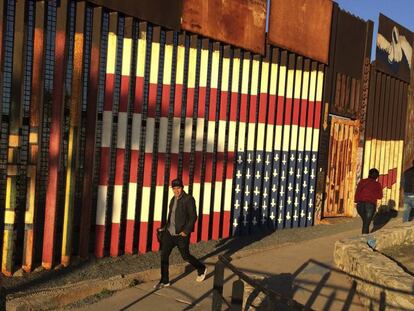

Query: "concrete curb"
left=6, top=243, right=294, bottom=310
left=334, top=222, right=414, bottom=311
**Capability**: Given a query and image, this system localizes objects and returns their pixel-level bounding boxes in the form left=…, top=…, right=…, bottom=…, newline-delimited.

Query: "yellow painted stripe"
left=61, top=126, right=75, bottom=257
left=163, top=43, right=173, bottom=85
left=8, top=134, right=19, bottom=147
left=5, top=177, right=12, bottom=211
left=286, top=68, right=295, bottom=99
left=210, top=48, right=219, bottom=89
left=269, top=62, right=278, bottom=96
left=221, top=56, right=230, bottom=92
left=188, top=42, right=197, bottom=89
left=241, top=56, right=251, bottom=95
left=316, top=70, right=324, bottom=102
left=149, top=40, right=160, bottom=84
left=250, top=59, right=260, bottom=96
left=29, top=132, right=38, bottom=144
left=278, top=65, right=287, bottom=97
left=231, top=56, right=240, bottom=93
left=106, top=32, right=117, bottom=75
left=175, top=36, right=185, bottom=85
left=260, top=61, right=269, bottom=94
left=309, top=69, right=317, bottom=102
left=199, top=44, right=209, bottom=88
left=136, top=24, right=147, bottom=78
left=121, top=37, right=132, bottom=76
left=302, top=70, right=310, bottom=100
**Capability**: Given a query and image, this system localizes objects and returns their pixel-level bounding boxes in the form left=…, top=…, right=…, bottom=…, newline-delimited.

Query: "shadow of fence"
left=211, top=256, right=414, bottom=311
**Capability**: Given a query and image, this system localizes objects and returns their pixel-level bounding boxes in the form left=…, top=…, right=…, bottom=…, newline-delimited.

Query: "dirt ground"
left=382, top=244, right=414, bottom=275
left=4, top=217, right=360, bottom=298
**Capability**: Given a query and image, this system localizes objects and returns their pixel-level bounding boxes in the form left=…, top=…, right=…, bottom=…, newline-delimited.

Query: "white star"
left=288, top=183, right=293, bottom=192
left=308, top=212, right=312, bottom=221
left=246, top=168, right=251, bottom=179
left=247, top=153, right=252, bottom=164
left=290, top=154, right=295, bottom=162
left=296, top=169, right=301, bottom=178
left=272, top=184, right=277, bottom=193
left=252, top=217, right=257, bottom=225
left=278, top=214, right=283, bottom=223
left=289, top=167, right=294, bottom=176
left=286, top=212, right=291, bottom=220
left=282, top=154, right=287, bottom=165
left=305, top=155, right=309, bottom=162
left=312, top=155, right=316, bottom=162
left=264, top=171, right=270, bottom=182
left=234, top=200, right=240, bottom=209
left=235, top=184, right=241, bottom=194
left=309, top=199, right=313, bottom=208
left=237, top=155, right=243, bottom=164
left=243, top=215, right=248, bottom=226
left=310, top=186, right=314, bottom=194
left=294, top=197, right=299, bottom=207
left=295, top=184, right=300, bottom=194
left=293, top=210, right=298, bottom=221
left=273, top=169, right=278, bottom=177
left=281, top=171, right=286, bottom=181
left=263, top=188, right=268, bottom=199
left=255, top=171, right=261, bottom=180
left=236, top=170, right=242, bottom=179
left=256, top=154, right=262, bottom=164
left=254, top=187, right=260, bottom=196
left=274, top=154, right=279, bottom=162
left=310, top=169, right=315, bottom=179
left=265, top=155, right=270, bottom=166
left=233, top=219, right=238, bottom=227
left=270, top=212, right=275, bottom=220
left=279, top=186, right=285, bottom=196
left=298, top=154, right=302, bottom=162
left=271, top=198, right=276, bottom=207
left=244, top=186, right=250, bottom=196
left=301, top=210, right=305, bottom=218
left=304, top=167, right=309, bottom=175
left=302, top=193, right=306, bottom=201
left=303, top=180, right=308, bottom=188
left=287, top=196, right=292, bottom=205
left=243, top=201, right=249, bottom=211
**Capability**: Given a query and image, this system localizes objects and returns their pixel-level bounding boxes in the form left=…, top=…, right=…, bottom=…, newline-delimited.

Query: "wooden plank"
left=182, top=0, right=266, bottom=55
left=268, top=0, right=332, bottom=64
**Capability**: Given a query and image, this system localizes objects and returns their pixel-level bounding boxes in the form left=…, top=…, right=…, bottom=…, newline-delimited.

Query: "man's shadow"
left=371, top=200, right=398, bottom=233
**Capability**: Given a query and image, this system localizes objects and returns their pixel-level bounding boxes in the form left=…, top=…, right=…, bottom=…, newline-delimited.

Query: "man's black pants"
left=356, top=202, right=376, bottom=234
left=160, top=231, right=205, bottom=283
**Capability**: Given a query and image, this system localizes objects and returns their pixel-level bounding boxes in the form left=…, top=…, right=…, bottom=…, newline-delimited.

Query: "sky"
left=334, top=0, right=414, bottom=59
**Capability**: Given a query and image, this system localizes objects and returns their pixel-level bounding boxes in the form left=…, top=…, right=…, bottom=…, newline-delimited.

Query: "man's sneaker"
left=153, top=281, right=170, bottom=290
left=196, top=267, right=207, bottom=282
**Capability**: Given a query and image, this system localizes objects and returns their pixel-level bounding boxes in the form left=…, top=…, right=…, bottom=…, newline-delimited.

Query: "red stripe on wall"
left=222, top=210, right=231, bottom=239
left=103, top=74, right=114, bottom=111
left=114, top=148, right=125, bottom=185
left=151, top=220, right=161, bottom=251
left=258, top=93, right=267, bottom=123
left=99, top=147, right=111, bottom=185
left=201, top=214, right=209, bottom=241
left=292, top=99, right=300, bottom=125
left=129, top=150, right=139, bottom=183
left=124, top=219, right=135, bottom=254
left=187, top=88, right=195, bottom=118
left=119, top=75, right=129, bottom=112
left=134, top=76, right=144, bottom=113
left=138, top=221, right=148, bottom=253
left=307, top=100, right=315, bottom=128
left=148, top=84, right=157, bottom=118
left=95, top=225, right=105, bottom=258
left=300, top=98, right=308, bottom=127
left=110, top=223, right=120, bottom=257
left=212, top=211, right=220, bottom=240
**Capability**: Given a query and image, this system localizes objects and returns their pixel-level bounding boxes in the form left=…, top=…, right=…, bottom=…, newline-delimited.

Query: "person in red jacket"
left=354, top=168, right=383, bottom=234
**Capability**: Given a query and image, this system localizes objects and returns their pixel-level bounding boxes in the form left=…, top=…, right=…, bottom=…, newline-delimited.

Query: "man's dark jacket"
left=167, top=192, right=197, bottom=236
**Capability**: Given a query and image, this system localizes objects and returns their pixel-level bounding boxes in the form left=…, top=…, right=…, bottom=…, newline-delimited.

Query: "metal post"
left=230, top=279, right=244, bottom=311
left=212, top=261, right=225, bottom=311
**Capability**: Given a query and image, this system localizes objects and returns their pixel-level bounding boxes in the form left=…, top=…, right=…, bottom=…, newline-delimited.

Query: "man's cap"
left=171, top=178, right=184, bottom=188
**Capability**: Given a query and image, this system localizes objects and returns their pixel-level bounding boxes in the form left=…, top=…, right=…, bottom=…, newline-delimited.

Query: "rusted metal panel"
left=326, top=6, right=373, bottom=118
left=181, top=0, right=266, bottom=55
left=268, top=0, right=332, bottom=64
left=324, top=117, right=359, bottom=217
left=87, top=0, right=182, bottom=30
left=376, top=14, right=413, bottom=83
left=332, top=9, right=368, bottom=80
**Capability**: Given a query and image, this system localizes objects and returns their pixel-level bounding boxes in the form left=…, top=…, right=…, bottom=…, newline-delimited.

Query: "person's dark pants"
left=356, top=202, right=376, bottom=234
left=160, top=231, right=205, bottom=283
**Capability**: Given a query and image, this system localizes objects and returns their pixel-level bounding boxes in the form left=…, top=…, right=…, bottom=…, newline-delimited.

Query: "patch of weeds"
left=64, top=288, right=115, bottom=309
left=129, top=279, right=142, bottom=287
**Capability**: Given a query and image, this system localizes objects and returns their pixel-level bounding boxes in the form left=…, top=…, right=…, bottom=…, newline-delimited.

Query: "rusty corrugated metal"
left=181, top=0, right=266, bottom=55
left=268, top=0, right=332, bottom=64
left=364, top=64, right=409, bottom=210
left=87, top=0, right=182, bottom=30
left=403, top=65, right=414, bottom=171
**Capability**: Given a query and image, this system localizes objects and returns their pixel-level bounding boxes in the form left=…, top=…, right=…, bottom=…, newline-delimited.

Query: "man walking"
left=354, top=168, right=383, bottom=234
left=154, top=178, right=207, bottom=289
left=402, top=161, right=414, bottom=222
